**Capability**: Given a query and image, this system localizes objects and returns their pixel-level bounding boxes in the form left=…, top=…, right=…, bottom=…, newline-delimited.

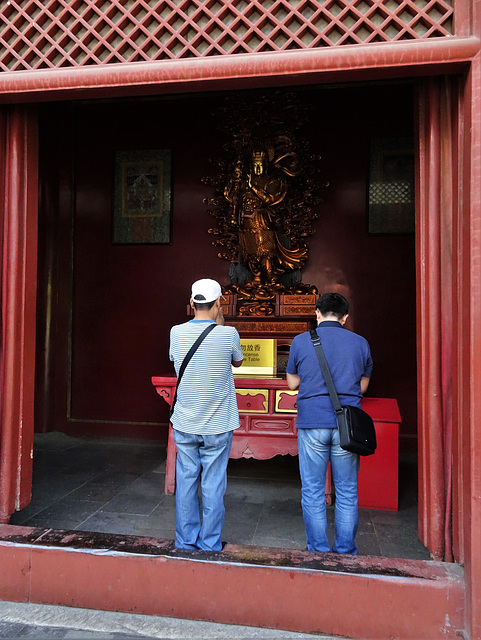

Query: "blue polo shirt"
left=286, top=321, right=373, bottom=429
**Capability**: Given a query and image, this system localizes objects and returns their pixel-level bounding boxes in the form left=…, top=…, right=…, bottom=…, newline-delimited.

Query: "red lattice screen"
left=0, top=0, right=454, bottom=73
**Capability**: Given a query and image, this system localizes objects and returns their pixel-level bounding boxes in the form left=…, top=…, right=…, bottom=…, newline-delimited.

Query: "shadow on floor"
left=9, top=432, right=430, bottom=560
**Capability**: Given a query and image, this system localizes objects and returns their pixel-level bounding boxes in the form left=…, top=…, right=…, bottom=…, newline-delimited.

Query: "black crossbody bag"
left=170, top=323, right=217, bottom=420
left=310, top=329, right=377, bottom=456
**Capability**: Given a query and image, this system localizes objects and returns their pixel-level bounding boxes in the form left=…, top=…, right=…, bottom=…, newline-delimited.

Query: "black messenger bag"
left=335, top=404, right=377, bottom=456
left=310, top=330, right=377, bottom=456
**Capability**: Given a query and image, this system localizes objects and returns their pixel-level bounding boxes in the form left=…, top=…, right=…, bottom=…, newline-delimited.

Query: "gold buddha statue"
left=224, top=148, right=307, bottom=288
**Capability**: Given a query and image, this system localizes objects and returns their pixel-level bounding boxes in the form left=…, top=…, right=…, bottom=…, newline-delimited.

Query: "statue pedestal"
left=225, top=315, right=314, bottom=339
left=221, top=291, right=317, bottom=318
left=191, top=292, right=317, bottom=320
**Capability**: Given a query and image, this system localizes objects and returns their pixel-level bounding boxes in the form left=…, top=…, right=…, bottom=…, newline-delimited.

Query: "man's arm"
left=360, top=376, right=370, bottom=395
left=287, top=373, right=300, bottom=390
left=232, top=327, right=244, bottom=368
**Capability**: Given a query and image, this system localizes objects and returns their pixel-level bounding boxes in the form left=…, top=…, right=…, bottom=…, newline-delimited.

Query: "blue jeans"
left=173, top=429, right=233, bottom=551
left=297, top=427, right=360, bottom=554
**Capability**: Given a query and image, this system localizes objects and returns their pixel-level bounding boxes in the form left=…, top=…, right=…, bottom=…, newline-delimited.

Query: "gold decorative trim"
left=236, top=389, right=269, bottom=413
left=275, top=390, right=298, bottom=414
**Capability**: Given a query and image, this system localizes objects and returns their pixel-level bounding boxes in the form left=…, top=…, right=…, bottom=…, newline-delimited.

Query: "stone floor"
left=9, top=432, right=430, bottom=560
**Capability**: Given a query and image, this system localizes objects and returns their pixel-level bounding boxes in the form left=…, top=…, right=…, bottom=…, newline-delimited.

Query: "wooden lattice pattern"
left=0, top=0, right=454, bottom=72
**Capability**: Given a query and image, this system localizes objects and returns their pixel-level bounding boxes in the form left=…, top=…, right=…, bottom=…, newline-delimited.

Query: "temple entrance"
left=4, top=80, right=423, bottom=558
left=34, top=82, right=418, bottom=451
left=1, top=66, right=475, bottom=636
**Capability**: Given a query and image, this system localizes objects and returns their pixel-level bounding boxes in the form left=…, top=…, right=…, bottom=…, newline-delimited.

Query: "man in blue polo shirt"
left=286, top=292, right=373, bottom=554
left=169, top=278, right=243, bottom=551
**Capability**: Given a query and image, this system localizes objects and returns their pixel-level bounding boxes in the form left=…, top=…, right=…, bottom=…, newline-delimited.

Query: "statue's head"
left=251, top=149, right=267, bottom=176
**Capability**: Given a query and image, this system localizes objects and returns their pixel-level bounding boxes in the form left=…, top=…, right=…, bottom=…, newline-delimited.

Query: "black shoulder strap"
left=310, top=329, right=342, bottom=414
left=171, top=323, right=217, bottom=417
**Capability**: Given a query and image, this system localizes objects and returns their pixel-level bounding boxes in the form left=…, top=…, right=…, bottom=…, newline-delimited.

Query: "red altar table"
left=151, top=375, right=401, bottom=511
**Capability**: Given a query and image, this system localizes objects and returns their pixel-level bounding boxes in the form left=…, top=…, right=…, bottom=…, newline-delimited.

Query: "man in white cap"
left=169, top=278, right=243, bottom=551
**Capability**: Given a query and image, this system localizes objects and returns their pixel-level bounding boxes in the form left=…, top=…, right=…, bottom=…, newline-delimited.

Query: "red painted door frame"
left=416, top=76, right=459, bottom=563
left=464, top=54, right=481, bottom=640
left=0, top=39, right=480, bottom=636
left=415, top=65, right=481, bottom=639
left=0, top=106, right=38, bottom=523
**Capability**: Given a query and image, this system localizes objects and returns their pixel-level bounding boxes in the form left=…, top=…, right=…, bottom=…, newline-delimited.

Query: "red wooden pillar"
left=465, top=51, right=481, bottom=640
left=417, top=61, right=481, bottom=638
left=0, top=106, right=38, bottom=523
left=416, top=76, right=459, bottom=561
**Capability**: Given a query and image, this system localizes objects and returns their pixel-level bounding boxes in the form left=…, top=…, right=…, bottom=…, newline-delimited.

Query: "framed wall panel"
left=113, top=149, right=172, bottom=245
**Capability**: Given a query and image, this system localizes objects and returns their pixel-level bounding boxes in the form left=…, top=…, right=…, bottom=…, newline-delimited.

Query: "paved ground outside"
left=0, top=601, right=342, bottom=639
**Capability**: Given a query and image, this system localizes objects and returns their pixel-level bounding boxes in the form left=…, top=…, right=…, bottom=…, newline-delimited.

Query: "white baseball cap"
left=191, top=278, right=224, bottom=304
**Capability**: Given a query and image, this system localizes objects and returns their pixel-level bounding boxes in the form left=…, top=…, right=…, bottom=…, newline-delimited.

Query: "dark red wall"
left=35, top=83, right=416, bottom=452
left=304, top=84, right=416, bottom=453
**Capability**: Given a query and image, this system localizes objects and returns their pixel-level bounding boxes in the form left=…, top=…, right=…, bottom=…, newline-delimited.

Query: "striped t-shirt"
left=169, top=320, right=243, bottom=435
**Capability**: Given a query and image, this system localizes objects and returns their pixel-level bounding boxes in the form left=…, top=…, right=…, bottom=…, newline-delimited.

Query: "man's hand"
left=360, top=376, right=370, bottom=394
left=215, top=306, right=225, bottom=325
left=286, top=373, right=300, bottom=390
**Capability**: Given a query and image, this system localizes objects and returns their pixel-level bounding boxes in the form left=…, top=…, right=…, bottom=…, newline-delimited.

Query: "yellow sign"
left=235, top=338, right=277, bottom=376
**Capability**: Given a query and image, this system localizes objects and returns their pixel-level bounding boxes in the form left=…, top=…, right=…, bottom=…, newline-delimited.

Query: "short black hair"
left=193, top=300, right=216, bottom=311
left=316, top=292, right=349, bottom=319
